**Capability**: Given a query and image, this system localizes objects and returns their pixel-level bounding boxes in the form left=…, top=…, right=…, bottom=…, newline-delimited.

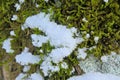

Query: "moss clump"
left=0, top=0, right=120, bottom=80
left=49, top=0, right=120, bottom=56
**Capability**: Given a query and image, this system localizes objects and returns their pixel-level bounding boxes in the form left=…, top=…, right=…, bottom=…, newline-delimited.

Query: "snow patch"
left=11, top=15, right=18, bottom=21
left=67, top=72, right=120, bottom=80
left=15, top=73, right=27, bottom=80
left=14, top=3, right=21, bottom=11
left=23, top=65, right=31, bottom=72
left=2, top=38, right=14, bottom=53
left=21, top=12, right=84, bottom=76
left=77, top=48, right=87, bottom=59
left=101, top=55, right=108, bottom=62
left=29, top=73, right=44, bottom=80
left=19, top=0, right=25, bottom=4
left=31, top=34, right=48, bottom=47
left=94, top=36, right=99, bottom=44
left=10, top=30, right=16, bottom=36
left=104, top=0, right=108, bottom=3
left=15, top=47, right=40, bottom=65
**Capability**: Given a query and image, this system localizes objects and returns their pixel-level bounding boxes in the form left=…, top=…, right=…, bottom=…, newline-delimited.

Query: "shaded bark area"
left=0, top=61, right=21, bottom=80
left=2, top=63, right=11, bottom=80
left=0, top=66, right=4, bottom=80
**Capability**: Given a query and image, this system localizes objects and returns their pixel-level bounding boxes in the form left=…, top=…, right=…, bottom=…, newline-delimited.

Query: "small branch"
left=74, top=65, right=84, bottom=75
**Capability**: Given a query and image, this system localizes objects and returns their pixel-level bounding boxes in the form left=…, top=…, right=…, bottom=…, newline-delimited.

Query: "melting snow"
left=21, top=12, right=84, bottom=76
left=29, top=73, right=44, bottom=80
left=67, top=72, right=120, bottom=80
left=10, top=30, right=16, bottom=36
left=94, top=36, right=99, bottom=44
left=11, top=15, right=18, bottom=21
left=2, top=38, right=14, bottom=53
left=19, top=0, right=25, bottom=4
left=15, top=73, right=27, bottom=80
left=77, top=48, right=87, bottom=59
left=104, top=0, right=109, bottom=3
left=23, top=65, right=31, bottom=72
left=14, top=3, right=21, bottom=11
left=15, top=47, right=40, bottom=65
left=31, top=34, right=48, bottom=47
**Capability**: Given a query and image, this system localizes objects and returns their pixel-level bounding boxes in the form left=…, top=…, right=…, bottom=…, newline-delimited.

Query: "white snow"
left=16, top=73, right=44, bottom=80
left=40, top=49, right=43, bottom=53
left=67, top=72, right=120, bottom=80
left=82, top=17, right=88, bottom=22
left=19, top=0, right=25, bottom=4
left=44, top=0, right=49, bottom=3
left=61, top=62, right=68, bottom=69
left=23, top=65, right=31, bottom=72
left=11, top=15, right=18, bottom=21
left=15, top=73, right=27, bottom=80
left=94, top=36, right=99, bottom=44
left=101, top=55, right=108, bottom=62
left=29, top=73, right=44, bottom=80
left=86, top=33, right=90, bottom=39
left=21, top=12, right=84, bottom=76
left=2, top=38, right=14, bottom=53
left=22, top=12, right=83, bottom=48
left=15, top=47, right=40, bottom=65
left=35, top=3, right=39, bottom=8
left=104, top=0, right=108, bottom=3
left=14, top=3, right=21, bottom=11
left=77, top=48, right=87, bottom=59
left=49, top=48, right=72, bottom=63
left=10, top=30, right=16, bottom=36
left=40, top=57, right=60, bottom=76
left=31, top=34, right=48, bottom=47
left=111, top=51, right=116, bottom=55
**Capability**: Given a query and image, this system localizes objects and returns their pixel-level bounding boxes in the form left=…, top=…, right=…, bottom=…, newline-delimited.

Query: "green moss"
left=0, top=0, right=120, bottom=80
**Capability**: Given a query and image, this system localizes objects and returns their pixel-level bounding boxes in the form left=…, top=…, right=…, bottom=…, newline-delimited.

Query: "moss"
left=50, top=0, right=120, bottom=56
left=0, top=0, right=120, bottom=80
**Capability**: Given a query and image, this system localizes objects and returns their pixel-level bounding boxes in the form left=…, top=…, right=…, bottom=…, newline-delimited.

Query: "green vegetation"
left=0, top=0, right=120, bottom=80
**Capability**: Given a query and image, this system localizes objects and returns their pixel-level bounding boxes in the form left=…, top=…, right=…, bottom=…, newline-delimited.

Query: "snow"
left=104, top=0, right=108, bottom=3
left=15, top=47, right=40, bottom=65
left=21, top=12, right=84, bottom=76
left=40, top=57, right=60, bottom=76
left=86, top=33, right=90, bottom=39
left=94, top=36, right=99, bottom=44
left=16, top=73, right=44, bottom=80
left=2, top=38, right=14, bottom=53
left=49, top=48, right=73, bottom=63
left=22, top=12, right=83, bottom=48
left=19, top=0, right=25, bottom=4
left=10, top=30, right=16, bottom=36
left=29, top=73, right=44, bottom=80
left=82, top=17, right=88, bottom=22
left=15, top=73, right=27, bottom=80
left=11, top=15, right=18, bottom=21
left=101, top=55, right=108, bottom=62
left=61, top=62, right=68, bottom=69
left=44, top=0, right=49, bottom=3
left=14, top=3, right=21, bottom=11
left=35, top=3, right=39, bottom=8
left=31, top=34, right=48, bottom=47
left=23, top=65, right=31, bottom=72
left=67, top=72, right=120, bottom=80
left=77, top=48, right=87, bottom=59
